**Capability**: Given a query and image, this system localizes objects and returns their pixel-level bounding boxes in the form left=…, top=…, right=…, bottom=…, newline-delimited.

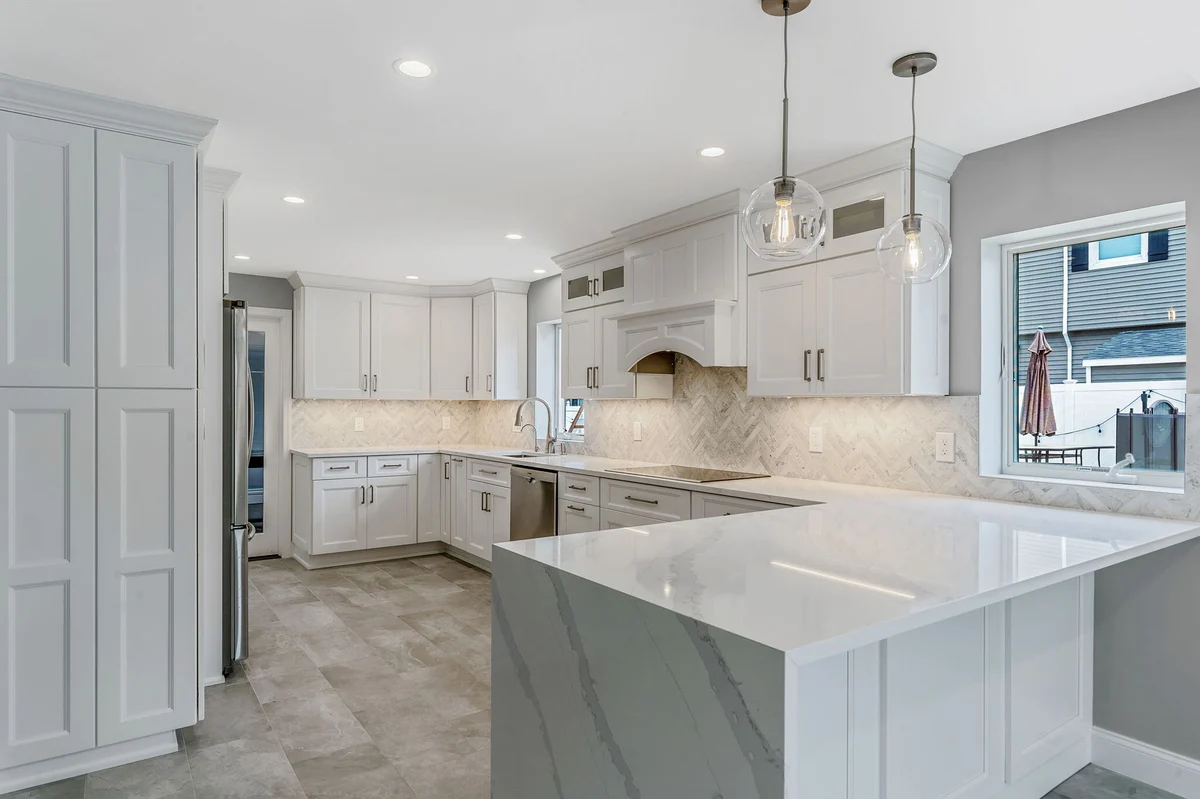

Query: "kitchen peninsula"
left=491, top=492, right=1200, bottom=799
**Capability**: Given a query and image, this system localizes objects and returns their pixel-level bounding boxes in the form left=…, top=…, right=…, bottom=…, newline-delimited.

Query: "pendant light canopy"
left=876, top=52, right=952, bottom=284
left=741, top=0, right=826, bottom=262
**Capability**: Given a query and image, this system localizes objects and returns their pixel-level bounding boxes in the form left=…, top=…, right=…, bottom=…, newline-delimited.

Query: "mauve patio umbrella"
left=1021, top=328, right=1057, bottom=444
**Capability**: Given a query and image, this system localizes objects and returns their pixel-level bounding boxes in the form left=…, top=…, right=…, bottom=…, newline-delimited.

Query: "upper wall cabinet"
left=96, top=131, right=197, bottom=389
left=430, top=297, right=474, bottom=399
left=624, top=215, right=740, bottom=314
left=472, top=291, right=527, bottom=401
left=562, top=252, right=626, bottom=313
left=370, top=294, right=430, bottom=400
left=0, top=113, right=95, bottom=388
left=294, top=287, right=372, bottom=399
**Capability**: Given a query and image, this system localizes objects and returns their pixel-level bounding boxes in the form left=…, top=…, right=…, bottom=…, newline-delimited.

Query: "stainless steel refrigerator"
left=222, top=299, right=255, bottom=676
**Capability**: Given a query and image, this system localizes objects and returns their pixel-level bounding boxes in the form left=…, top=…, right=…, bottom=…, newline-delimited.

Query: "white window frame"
left=552, top=322, right=585, bottom=442
left=988, top=205, right=1186, bottom=491
left=1087, top=232, right=1149, bottom=269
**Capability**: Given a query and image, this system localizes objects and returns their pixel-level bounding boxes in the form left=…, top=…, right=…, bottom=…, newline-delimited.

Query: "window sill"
left=982, top=470, right=1184, bottom=495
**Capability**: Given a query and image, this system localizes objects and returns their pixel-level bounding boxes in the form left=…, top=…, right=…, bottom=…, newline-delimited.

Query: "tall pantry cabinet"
left=0, top=75, right=216, bottom=790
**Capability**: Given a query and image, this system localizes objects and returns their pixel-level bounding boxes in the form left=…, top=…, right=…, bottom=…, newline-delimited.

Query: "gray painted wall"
left=953, top=89, right=1200, bottom=759
left=228, top=274, right=294, bottom=310
left=526, top=275, right=562, bottom=397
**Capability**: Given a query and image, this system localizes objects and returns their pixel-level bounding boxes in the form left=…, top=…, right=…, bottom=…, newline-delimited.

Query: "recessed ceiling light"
left=282, top=196, right=305, bottom=204
left=394, top=60, right=433, bottom=78
left=406, top=275, right=419, bottom=280
left=506, top=233, right=523, bottom=240
left=533, top=269, right=547, bottom=274
left=699, top=147, right=726, bottom=158
left=233, top=254, right=250, bottom=261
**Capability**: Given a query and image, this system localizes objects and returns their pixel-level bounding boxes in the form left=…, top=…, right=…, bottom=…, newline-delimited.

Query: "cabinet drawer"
left=313, top=457, right=367, bottom=480
left=558, top=498, right=600, bottom=536
left=600, top=507, right=666, bottom=530
left=600, top=478, right=690, bottom=522
left=368, top=454, right=416, bottom=476
left=691, top=492, right=789, bottom=519
left=468, top=458, right=510, bottom=487
left=558, top=472, right=600, bottom=505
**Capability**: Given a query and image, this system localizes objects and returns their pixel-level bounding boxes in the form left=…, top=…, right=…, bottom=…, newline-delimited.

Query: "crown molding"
left=203, top=167, right=240, bottom=195
left=803, top=137, right=962, bottom=190
left=0, top=72, right=217, bottom=146
left=612, top=189, right=749, bottom=245
left=289, top=272, right=530, bottom=297
left=551, top=237, right=623, bottom=269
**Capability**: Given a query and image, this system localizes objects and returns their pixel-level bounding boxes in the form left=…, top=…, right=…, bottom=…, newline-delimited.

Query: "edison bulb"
left=876, top=214, right=951, bottom=284
left=742, top=176, right=825, bottom=261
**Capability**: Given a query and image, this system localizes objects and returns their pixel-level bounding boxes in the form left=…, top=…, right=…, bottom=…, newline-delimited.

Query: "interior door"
left=302, top=288, right=371, bottom=399
left=371, top=294, right=430, bottom=399
left=311, top=478, right=368, bottom=554
left=747, top=265, right=818, bottom=397
left=0, top=112, right=95, bottom=388
left=561, top=310, right=595, bottom=399
left=367, top=475, right=418, bottom=548
left=0, top=389, right=96, bottom=767
left=817, top=251, right=903, bottom=395
left=472, top=293, right=495, bottom=399
left=430, top=297, right=473, bottom=399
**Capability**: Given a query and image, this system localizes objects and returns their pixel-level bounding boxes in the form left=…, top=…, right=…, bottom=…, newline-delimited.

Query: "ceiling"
left=1, top=1, right=1197, bottom=285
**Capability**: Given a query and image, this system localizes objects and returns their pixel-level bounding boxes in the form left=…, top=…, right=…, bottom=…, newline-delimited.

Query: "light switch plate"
left=353, top=417, right=364, bottom=432
left=936, top=431, right=955, bottom=463
left=633, top=421, right=643, bottom=441
left=442, top=416, right=451, bottom=430
left=809, top=427, right=823, bottom=453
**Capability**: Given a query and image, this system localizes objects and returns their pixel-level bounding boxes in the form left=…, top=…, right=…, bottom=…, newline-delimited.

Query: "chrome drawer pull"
left=567, top=505, right=586, bottom=513
left=567, top=484, right=587, bottom=491
left=328, top=465, right=351, bottom=471
left=381, top=463, right=404, bottom=468
left=480, top=469, right=498, bottom=475
left=624, top=495, right=659, bottom=505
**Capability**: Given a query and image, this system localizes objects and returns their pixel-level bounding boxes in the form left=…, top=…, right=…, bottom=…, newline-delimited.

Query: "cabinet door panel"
left=625, top=215, right=738, bottom=312
left=430, top=297, right=473, bottom=399
left=561, top=310, right=594, bottom=399
left=558, top=499, right=600, bottom=535
left=0, top=389, right=95, bottom=767
left=0, top=113, right=94, bottom=387
left=367, top=475, right=418, bottom=548
left=562, top=262, right=596, bottom=314
left=820, top=172, right=905, bottom=261
left=467, top=483, right=491, bottom=559
left=97, top=389, right=197, bottom=744
left=417, top=453, right=441, bottom=544
left=96, top=131, right=196, bottom=388
left=301, top=288, right=372, bottom=399
left=311, top=478, right=368, bottom=554
left=371, top=294, right=430, bottom=399
left=450, top=457, right=468, bottom=548
left=594, top=252, right=627, bottom=306
left=472, top=293, right=494, bottom=399
left=594, top=303, right=636, bottom=398
left=817, top=252, right=903, bottom=395
left=489, top=486, right=510, bottom=558
left=747, top=266, right=817, bottom=397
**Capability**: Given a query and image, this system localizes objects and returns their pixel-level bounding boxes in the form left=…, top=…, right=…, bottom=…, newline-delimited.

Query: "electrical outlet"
left=353, top=417, right=364, bottom=432
left=809, top=426, right=823, bottom=453
left=512, top=425, right=522, bottom=433
left=936, top=431, right=955, bottom=463
left=442, top=416, right=451, bottom=430
left=633, top=421, right=643, bottom=442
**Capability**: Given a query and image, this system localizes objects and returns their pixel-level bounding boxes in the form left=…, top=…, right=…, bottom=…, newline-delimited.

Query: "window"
left=552, top=323, right=584, bottom=440
left=1001, top=212, right=1186, bottom=489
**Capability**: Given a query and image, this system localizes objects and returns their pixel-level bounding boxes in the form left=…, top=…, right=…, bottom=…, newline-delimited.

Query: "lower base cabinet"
left=300, top=457, right=421, bottom=556
left=366, top=475, right=417, bottom=548
left=311, top=478, right=369, bottom=554
left=558, top=499, right=600, bottom=535
left=449, top=456, right=468, bottom=549
left=467, top=480, right=510, bottom=562
left=600, top=507, right=664, bottom=530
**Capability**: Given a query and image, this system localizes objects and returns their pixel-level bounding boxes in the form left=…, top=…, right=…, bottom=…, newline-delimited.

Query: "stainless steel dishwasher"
left=510, top=466, right=557, bottom=541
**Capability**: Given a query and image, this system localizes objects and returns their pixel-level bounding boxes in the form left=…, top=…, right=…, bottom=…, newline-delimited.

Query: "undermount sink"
left=497, top=451, right=561, bottom=459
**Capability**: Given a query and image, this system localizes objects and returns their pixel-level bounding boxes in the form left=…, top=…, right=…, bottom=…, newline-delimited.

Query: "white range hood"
left=615, top=300, right=738, bottom=371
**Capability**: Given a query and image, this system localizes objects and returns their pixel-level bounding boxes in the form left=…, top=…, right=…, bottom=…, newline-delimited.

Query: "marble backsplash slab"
left=291, top=398, right=529, bottom=450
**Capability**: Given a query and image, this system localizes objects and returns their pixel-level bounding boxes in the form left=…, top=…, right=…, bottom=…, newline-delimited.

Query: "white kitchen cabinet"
left=691, top=492, right=789, bottom=518
left=96, top=389, right=197, bottom=745
left=560, top=310, right=595, bottom=399
left=295, top=287, right=371, bottom=399
left=367, top=475, right=418, bottom=549
left=310, top=478, right=369, bottom=555
left=0, top=389, right=95, bottom=767
left=560, top=303, right=638, bottom=400
left=370, top=294, right=430, bottom=399
left=594, top=303, right=637, bottom=398
left=467, top=480, right=509, bottom=562
left=819, top=172, right=905, bottom=261
left=624, top=215, right=739, bottom=314
left=816, top=251, right=903, bottom=395
left=600, top=507, right=665, bottom=530
left=558, top=499, right=600, bottom=535
left=418, top=454, right=443, bottom=544
left=430, top=297, right=474, bottom=399
left=439, top=455, right=453, bottom=542
left=491, top=487, right=511, bottom=550
left=449, top=455, right=469, bottom=549
left=0, top=113, right=95, bottom=388
left=562, top=252, right=626, bottom=313
left=600, top=478, right=691, bottom=522
left=96, top=131, right=196, bottom=389
left=472, top=291, right=527, bottom=400
left=747, top=263, right=818, bottom=397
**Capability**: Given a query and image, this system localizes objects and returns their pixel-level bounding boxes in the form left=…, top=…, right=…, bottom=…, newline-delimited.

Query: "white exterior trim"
left=1083, top=354, right=1186, bottom=383
left=1093, top=727, right=1200, bottom=799
left=1087, top=232, right=1149, bottom=269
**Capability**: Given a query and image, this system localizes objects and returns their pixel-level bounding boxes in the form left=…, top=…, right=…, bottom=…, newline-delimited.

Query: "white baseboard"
left=0, top=731, right=178, bottom=794
left=203, top=674, right=226, bottom=687
left=1093, top=727, right=1200, bottom=798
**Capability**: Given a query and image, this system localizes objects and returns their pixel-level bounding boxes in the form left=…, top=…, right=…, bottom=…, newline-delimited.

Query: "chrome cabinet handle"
left=817, top=349, right=825, bottom=382
left=567, top=484, right=587, bottom=491
left=593, top=365, right=600, bottom=387
left=466, top=375, right=470, bottom=393
left=624, top=495, right=659, bottom=505
left=480, top=469, right=498, bottom=475
left=372, top=374, right=378, bottom=392
left=328, top=465, right=351, bottom=471
left=362, top=374, right=368, bottom=392
left=567, top=504, right=586, bottom=513
left=804, top=349, right=812, bottom=382
left=369, top=485, right=375, bottom=503
left=487, top=374, right=492, bottom=392
left=381, top=462, right=404, bottom=468
left=592, top=278, right=599, bottom=296
left=360, top=486, right=366, bottom=504
left=444, top=462, right=450, bottom=480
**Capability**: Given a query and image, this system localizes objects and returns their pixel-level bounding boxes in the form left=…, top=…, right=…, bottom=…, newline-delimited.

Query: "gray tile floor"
left=1, top=554, right=1183, bottom=799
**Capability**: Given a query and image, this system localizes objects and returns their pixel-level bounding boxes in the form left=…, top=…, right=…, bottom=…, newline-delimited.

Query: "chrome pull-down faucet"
left=514, top=397, right=556, bottom=454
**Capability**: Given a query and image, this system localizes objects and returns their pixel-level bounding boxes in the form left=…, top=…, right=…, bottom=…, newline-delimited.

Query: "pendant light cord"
left=780, top=0, right=790, bottom=180
left=908, top=65, right=917, bottom=222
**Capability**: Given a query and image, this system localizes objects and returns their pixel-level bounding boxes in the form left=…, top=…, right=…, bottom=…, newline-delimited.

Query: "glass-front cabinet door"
left=593, top=252, right=626, bottom=306
left=819, top=172, right=905, bottom=260
left=562, top=262, right=596, bottom=314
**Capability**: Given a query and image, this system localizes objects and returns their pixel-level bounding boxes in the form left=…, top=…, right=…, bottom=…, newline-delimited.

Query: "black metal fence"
left=1116, top=410, right=1186, bottom=472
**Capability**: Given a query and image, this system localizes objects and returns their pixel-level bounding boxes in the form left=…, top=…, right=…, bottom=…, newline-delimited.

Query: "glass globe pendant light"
left=741, top=0, right=826, bottom=262
left=876, top=52, right=952, bottom=284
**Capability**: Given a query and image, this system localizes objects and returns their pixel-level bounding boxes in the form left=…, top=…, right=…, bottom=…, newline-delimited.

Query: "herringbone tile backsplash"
left=292, top=355, right=1200, bottom=521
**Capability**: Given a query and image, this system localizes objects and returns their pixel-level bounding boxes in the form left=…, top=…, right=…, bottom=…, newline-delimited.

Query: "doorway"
left=247, top=308, right=292, bottom=559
